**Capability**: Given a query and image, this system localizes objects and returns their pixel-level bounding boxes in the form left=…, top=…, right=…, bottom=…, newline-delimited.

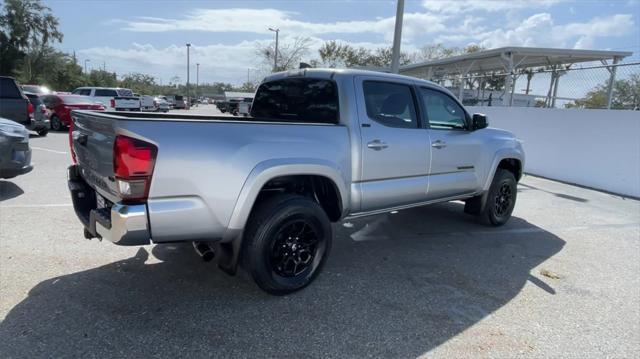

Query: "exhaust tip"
left=193, top=242, right=215, bottom=262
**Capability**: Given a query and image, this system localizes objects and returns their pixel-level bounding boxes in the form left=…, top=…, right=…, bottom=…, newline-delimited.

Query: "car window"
left=419, top=88, right=467, bottom=130
left=251, top=78, right=338, bottom=124
left=362, top=81, right=418, bottom=129
left=0, top=77, right=22, bottom=99
left=95, top=89, right=118, bottom=97
left=117, top=89, right=134, bottom=97
left=25, top=94, right=43, bottom=106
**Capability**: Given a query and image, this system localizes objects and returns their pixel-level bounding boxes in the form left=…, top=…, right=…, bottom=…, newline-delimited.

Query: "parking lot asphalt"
left=1, top=106, right=639, bottom=358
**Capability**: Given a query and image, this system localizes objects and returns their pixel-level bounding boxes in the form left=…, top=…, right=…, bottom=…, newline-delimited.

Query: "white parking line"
left=31, top=146, right=68, bottom=154
left=0, top=203, right=72, bottom=208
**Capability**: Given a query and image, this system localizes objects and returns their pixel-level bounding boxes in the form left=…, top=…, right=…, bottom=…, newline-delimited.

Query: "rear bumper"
left=67, top=165, right=151, bottom=246
left=0, top=139, right=32, bottom=179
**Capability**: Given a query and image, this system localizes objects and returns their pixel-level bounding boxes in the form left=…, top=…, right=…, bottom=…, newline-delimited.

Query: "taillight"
left=28, top=102, right=34, bottom=118
left=113, top=135, right=157, bottom=202
left=110, top=99, right=116, bottom=108
left=69, top=121, right=76, bottom=164
left=39, top=104, right=47, bottom=113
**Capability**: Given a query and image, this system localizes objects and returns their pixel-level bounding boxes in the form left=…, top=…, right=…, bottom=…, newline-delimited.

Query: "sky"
left=44, top=0, right=640, bottom=85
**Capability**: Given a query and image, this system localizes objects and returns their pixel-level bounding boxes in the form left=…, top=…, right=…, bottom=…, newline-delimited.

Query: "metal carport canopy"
left=399, top=46, right=632, bottom=77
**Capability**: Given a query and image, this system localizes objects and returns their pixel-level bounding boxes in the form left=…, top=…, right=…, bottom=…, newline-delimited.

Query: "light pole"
left=268, top=27, right=279, bottom=72
left=84, top=59, right=90, bottom=74
left=390, top=0, right=405, bottom=73
left=196, top=62, right=200, bottom=105
left=186, top=43, right=191, bottom=107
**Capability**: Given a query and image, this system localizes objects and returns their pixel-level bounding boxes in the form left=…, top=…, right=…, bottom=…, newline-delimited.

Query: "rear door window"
left=0, top=78, right=22, bottom=99
left=362, top=81, right=418, bottom=129
left=251, top=78, right=338, bottom=124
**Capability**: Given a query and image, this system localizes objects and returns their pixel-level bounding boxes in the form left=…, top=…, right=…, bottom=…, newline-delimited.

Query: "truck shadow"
left=0, top=181, right=24, bottom=201
left=0, top=202, right=564, bottom=358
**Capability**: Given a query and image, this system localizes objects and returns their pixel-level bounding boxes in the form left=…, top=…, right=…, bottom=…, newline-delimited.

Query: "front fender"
left=223, top=158, right=349, bottom=241
left=482, top=146, right=525, bottom=191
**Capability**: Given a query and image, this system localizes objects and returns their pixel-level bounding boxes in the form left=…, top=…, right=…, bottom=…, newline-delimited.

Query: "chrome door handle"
left=367, top=140, right=388, bottom=151
left=431, top=140, right=447, bottom=149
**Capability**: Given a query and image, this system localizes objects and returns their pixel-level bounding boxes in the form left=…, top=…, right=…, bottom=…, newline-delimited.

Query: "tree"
left=566, top=74, right=640, bottom=110
left=0, top=0, right=63, bottom=79
left=256, top=36, right=313, bottom=72
left=317, top=40, right=411, bottom=69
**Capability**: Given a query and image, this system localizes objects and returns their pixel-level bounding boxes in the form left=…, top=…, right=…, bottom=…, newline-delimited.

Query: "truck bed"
left=70, top=109, right=350, bottom=244
left=79, top=110, right=338, bottom=125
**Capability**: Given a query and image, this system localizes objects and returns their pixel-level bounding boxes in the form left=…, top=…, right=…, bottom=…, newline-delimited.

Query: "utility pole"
left=186, top=43, right=191, bottom=107
left=196, top=63, right=200, bottom=106
left=268, top=27, right=280, bottom=72
left=84, top=59, right=90, bottom=74
left=390, top=0, right=405, bottom=73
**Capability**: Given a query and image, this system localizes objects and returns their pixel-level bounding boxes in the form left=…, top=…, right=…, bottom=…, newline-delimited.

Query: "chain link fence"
left=427, top=62, right=640, bottom=110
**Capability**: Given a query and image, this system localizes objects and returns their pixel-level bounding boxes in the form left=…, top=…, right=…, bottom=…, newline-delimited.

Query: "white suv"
left=71, top=87, right=140, bottom=112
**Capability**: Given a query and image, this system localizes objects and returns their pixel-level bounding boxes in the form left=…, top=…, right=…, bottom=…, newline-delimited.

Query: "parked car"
left=135, top=94, right=156, bottom=112
left=71, top=87, right=140, bottom=112
left=21, top=84, right=51, bottom=95
left=153, top=97, right=170, bottom=112
left=67, top=69, right=524, bottom=295
left=236, top=98, right=253, bottom=117
left=0, top=117, right=32, bottom=179
left=0, top=76, right=37, bottom=132
left=166, top=95, right=186, bottom=109
left=41, top=94, right=105, bottom=131
left=23, top=92, right=50, bottom=136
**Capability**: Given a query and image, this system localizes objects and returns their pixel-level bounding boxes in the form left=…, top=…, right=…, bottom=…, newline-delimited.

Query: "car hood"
left=0, top=117, right=26, bottom=129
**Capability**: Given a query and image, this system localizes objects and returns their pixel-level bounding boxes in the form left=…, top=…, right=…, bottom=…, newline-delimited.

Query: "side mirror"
left=472, top=113, right=488, bottom=130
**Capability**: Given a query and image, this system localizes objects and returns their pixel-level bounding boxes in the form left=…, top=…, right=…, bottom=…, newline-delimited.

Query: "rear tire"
left=243, top=194, right=332, bottom=295
left=50, top=116, right=64, bottom=131
left=37, top=129, right=48, bottom=137
left=484, top=169, right=517, bottom=226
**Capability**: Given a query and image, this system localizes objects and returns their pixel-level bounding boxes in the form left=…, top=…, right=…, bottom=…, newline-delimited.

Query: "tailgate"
left=0, top=98, right=29, bottom=126
left=114, top=97, right=140, bottom=109
left=71, top=111, right=120, bottom=202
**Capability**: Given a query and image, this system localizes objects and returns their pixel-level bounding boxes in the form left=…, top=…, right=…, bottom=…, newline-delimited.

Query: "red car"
left=41, top=94, right=105, bottom=131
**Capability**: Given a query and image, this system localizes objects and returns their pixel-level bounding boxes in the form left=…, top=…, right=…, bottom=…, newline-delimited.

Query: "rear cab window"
left=95, top=89, right=118, bottom=97
left=0, top=77, right=23, bottom=99
left=251, top=78, right=338, bottom=124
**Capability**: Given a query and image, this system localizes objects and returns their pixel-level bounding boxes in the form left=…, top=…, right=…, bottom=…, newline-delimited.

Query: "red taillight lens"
left=113, top=135, right=157, bottom=201
left=69, top=121, right=76, bottom=164
left=27, top=102, right=34, bottom=116
left=110, top=99, right=116, bottom=108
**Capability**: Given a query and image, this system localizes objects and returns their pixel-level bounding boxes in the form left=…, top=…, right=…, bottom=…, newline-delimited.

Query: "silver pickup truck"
left=67, top=69, right=524, bottom=294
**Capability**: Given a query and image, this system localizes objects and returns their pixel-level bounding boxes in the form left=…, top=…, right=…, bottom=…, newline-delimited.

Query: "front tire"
left=485, top=169, right=517, bottom=226
left=37, top=129, right=48, bottom=136
left=243, top=194, right=332, bottom=295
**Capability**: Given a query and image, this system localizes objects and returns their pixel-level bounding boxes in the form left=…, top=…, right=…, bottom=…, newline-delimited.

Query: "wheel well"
left=256, top=175, right=342, bottom=222
left=498, top=158, right=522, bottom=181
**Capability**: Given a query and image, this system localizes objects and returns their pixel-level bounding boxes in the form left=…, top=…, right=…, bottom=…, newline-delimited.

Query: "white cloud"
left=446, top=13, right=635, bottom=49
left=78, top=37, right=416, bottom=85
left=422, top=0, right=565, bottom=13
left=117, top=8, right=448, bottom=41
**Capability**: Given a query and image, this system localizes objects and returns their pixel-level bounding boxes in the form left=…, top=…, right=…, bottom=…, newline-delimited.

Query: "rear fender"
left=225, top=158, right=349, bottom=239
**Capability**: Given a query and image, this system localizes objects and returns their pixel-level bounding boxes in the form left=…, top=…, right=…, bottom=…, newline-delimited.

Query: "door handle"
left=367, top=140, right=388, bottom=151
left=431, top=140, right=447, bottom=149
